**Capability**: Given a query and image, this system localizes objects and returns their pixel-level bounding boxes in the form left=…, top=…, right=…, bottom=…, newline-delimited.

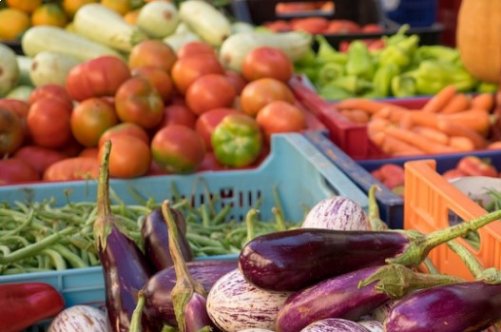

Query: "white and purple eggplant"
left=206, top=268, right=291, bottom=331
left=276, top=264, right=462, bottom=332
left=48, top=305, right=109, bottom=332
left=300, top=318, right=370, bottom=332
left=302, top=196, right=371, bottom=231
left=239, top=209, right=501, bottom=291
left=357, top=320, right=384, bottom=332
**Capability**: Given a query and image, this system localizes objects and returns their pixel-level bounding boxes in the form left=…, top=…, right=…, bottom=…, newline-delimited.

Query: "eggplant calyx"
left=478, top=268, right=501, bottom=284
left=94, top=140, right=114, bottom=251
left=358, top=264, right=463, bottom=299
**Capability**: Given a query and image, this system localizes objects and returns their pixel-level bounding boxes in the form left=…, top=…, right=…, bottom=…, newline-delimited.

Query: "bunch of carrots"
left=334, top=86, right=501, bottom=156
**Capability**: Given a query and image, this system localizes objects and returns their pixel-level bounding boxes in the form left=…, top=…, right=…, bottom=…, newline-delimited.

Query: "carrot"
left=412, top=126, right=449, bottom=145
left=385, top=126, right=458, bottom=154
left=439, top=93, right=471, bottom=114
left=367, top=117, right=390, bottom=141
left=439, top=109, right=491, bottom=135
left=380, top=134, right=425, bottom=156
left=336, top=98, right=406, bottom=114
left=448, top=136, right=475, bottom=151
left=405, top=111, right=440, bottom=129
left=471, top=93, right=495, bottom=111
left=436, top=118, right=488, bottom=149
left=340, top=109, right=370, bottom=124
left=421, top=85, right=457, bottom=113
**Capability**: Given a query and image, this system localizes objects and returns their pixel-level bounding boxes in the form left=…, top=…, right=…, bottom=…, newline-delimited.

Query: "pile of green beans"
left=0, top=186, right=298, bottom=275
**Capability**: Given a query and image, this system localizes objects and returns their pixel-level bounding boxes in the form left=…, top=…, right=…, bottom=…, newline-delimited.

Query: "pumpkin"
left=457, top=0, right=501, bottom=84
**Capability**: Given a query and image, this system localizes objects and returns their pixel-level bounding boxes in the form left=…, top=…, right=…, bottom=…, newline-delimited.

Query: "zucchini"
left=163, top=31, right=201, bottom=52
left=137, top=0, right=179, bottom=38
left=0, top=44, right=20, bottom=97
left=219, top=31, right=313, bottom=71
left=16, top=55, right=33, bottom=87
left=73, top=3, right=147, bottom=52
left=30, top=51, right=81, bottom=87
left=22, top=26, right=123, bottom=61
left=6, top=85, right=34, bottom=101
left=179, top=0, right=231, bottom=46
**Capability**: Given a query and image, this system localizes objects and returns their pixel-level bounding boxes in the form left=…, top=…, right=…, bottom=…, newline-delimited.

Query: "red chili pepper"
left=0, top=282, right=64, bottom=332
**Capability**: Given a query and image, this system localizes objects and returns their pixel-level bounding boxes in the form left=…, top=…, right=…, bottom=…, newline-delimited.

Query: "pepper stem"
left=388, top=209, right=501, bottom=267
left=94, top=140, right=113, bottom=251
left=358, top=264, right=464, bottom=299
left=161, top=201, right=206, bottom=332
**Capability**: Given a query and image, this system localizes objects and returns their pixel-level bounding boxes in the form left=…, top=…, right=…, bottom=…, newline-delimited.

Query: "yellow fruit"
left=0, top=8, right=30, bottom=41
left=6, top=0, right=42, bottom=14
left=32, top=4, right=68, bottom=27
left=100, top=0, right=131, bottom=15
left=63, top=0, right=98, bottom=18
left=124, top=9, right=140, bottom=25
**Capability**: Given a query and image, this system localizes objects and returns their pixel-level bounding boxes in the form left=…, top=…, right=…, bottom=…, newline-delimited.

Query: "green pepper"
left=391, top=73, right=417, bottom=97
left=379, top=35, right=419, bottom=69
left=315, top=35, right=348, bottom=65
left=346, top=40, right=375, bottom=80
left=414, top=45, right=460, bottom=63
left=383, top=24, right=411, bottom=47
left=294, top=48, right=318, bottom=68
left=477, top=81, right=499, bottom=93
left=211, top=114, right=263, bottom=168
left=317, top=62, right=345, bottom=87
left=318, top=84, right=353, bottom=100
left=329, top=75, right=373, bottom=95
left=413, top=61, right=478, bottom=95
left=373, top=63, right=400, bottom=97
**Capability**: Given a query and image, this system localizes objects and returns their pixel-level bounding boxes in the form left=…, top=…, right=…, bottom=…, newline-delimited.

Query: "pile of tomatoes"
left=0, top=39, right=316, bottom=185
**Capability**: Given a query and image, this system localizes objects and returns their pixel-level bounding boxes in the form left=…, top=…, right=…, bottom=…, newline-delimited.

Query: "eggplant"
left=142, top=259, right=237, bottom=330
left=276, top=264, right=462, bottom=332
left=302, top=196, right=371, bottom=231
left=357, top=320, right=384, bottom=332
left=384, top=281, right=501, bottom=332
left=206, top=269, right=291, bottom=331
left=94, top=142, right=152, bottom=331
left=141, top=207, right=193, bottom=272
left=239, top=209, right=501, bottom=291
left=301, top=318, right=370, bottom=332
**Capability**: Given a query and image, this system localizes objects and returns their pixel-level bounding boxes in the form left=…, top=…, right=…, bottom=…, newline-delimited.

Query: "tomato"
left=43, top=157, right=100, bottom=181
left=28, top=84, right=73, bottom=108
left=131, top=67, right=174, bottom=102
left=195, top=107, right=239, bottom=150
left=0, top=108, right=25, bottom=155
left=71, top=97, right=118, bottom=147
left=0, top=158, right=39, bottom=185
left=14, top=145, right=67, bottom=176
left=198, top=151, right=224, bottom=171
left=291, top=17, right=329, bottom=34
left=27, top=97, right=73, bottom=148
left=177, top=41, right=215, bottom=59
left=224, top=70, right=247, bottom=95
left=256, top=100, right=306, bottom=139
left=264, top=20, right=292, bottom=33
left=66, top=55, right=131, bottom=101
left=79, top=147, right=99, bottom=159
left=242, top=46, right=293, bottom=82
left=151, top=125, right=206, bottom=173
left=159, top=104, right=197, bottom=129
left=147, top=160, right=169, bottom=176
left=186, top=74, right=236, bottom=115
left=171, top=54, right=224, bottom=94
left=99, top=135, right=151, bottom=179
left=98, top=122, right=150, bottom=148
left=128, top=40, right=177, bottom=72
left=239, top=78, right=295, bottom=116
left=0, top=98, right=30, bottom=118
left=115, top=77, right=164, bottom=129
left=326, top=20, right=361, bottom=34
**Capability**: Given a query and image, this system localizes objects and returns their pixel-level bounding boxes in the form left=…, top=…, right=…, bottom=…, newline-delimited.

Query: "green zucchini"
left=137, top=0, right=179, bottom=39
left=0, top=44, right=20, bottom=97
left=30, top=51, right=81, bottom=87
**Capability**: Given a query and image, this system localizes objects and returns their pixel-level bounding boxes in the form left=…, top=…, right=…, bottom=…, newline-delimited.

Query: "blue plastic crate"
left=0, top=134, right=368, bottom=322
left=384, top=0, right=438, bottom=28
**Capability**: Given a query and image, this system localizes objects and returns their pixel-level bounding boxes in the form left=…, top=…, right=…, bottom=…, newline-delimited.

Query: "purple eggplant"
left=141, top=207, right=193, bottom=272
left=142, top=259, right=237, bottom=330
left=239, top=209, right=501, bottom=291
left=276, top=264, right=462, bottom=332
left=384, top=281, right=501, bottom=332
left=94, top=142, right=152, bottom=331
left=301, top=318, right=370, bottom=332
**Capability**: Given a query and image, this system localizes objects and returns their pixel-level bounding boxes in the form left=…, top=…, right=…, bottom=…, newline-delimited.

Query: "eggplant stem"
left=129, top=291, right=145, bottom=332
left=368, top=185, right=388, bottom=231
left=94, top=140, right=113, bottom=251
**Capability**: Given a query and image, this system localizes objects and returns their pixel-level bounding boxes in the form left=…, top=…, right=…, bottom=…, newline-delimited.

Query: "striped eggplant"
left=206, top=269, right=291, bottom=331
left=142, top=259, right=237, bottom=331
left=239, top=209, right=501, bottom=291
left=302, top=196, right=371, bottom=231
left=301, top=319, right=370, bottom=332
left=276, top=264, right=462, bottom=332
left=358, top=320, right=384, bottom=332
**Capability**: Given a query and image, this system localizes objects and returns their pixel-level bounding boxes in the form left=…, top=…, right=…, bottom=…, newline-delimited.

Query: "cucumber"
left=137, top=0, right=179, bottom=38
left=30, top=51, right=81, bottom=87
left=0, top=44, right=20, bottom=96
left=16, top=56, right=33, bottom=86
left=219, top=31, right=313, bottom=71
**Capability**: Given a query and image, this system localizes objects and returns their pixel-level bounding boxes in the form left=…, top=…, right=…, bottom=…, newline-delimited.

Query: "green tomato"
left=211, top=113, right=263, bottom=168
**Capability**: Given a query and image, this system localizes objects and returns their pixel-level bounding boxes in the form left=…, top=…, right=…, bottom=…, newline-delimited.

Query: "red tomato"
left=79, top=147, right=99, bottom=159
left=14, top=145, right=67, bottom=176
left=98, top=122, right=150, bottom=148
left=224, top=70, right=247, bottom=95
left=128, top=40, right=177, bottom=72
left=177, top=41, right=215, bottom=59
left=171, top=54, right=224, bottom=94
left=242, top=47, right=293, bottom=82
left=0, top=158, right=39, bottom=185
left=27, top=97, right=73, bottom=148
left=264, top=20, right=292, bottom=32
left=256, top=100, right=306, bottom=139
left=291, top=17, right=329, bottom=34
left=326, top=20, right=361, bottom=34
left=186, top=74, right=236, bottom=115
left=195, top=107, right=239, bottom=150
left=115, top=77, right=164, bottom=129
left=240, top=78, right=295, bottom=116
left=361, top=24, right=383, bottom=33
left=71, top=98, right=119, bottom=147
left=159, top=104, right=197, bottom=129
left=198, top=151, right=224, bottom=171
left=29, top=84, right=73, bottom=108
left=43, top=157, right=100, bottom=181
left=0, top=108, right=25, bottom=155
left=151, top=125, right=206, bottom=173
left=66, top=56, right=131, bottom=101
left=131, top=67, right=174, bottom=102
left=0, top=98, right=30, bottom=118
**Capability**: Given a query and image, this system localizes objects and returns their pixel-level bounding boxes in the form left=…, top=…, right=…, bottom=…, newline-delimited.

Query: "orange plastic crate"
left=403, top=159, right=501, bottom=280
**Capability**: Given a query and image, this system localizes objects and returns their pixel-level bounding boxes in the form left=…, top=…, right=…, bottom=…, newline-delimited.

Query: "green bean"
left=186, top=233, right=227, bottom=249
left=53, top=244, right=88, bottom=269
left=245, top=209, right=258, bottom=243
left=2, top=235, right=30, bottom=247
left=0, top=210, right=33, bottom=237
left=42, top=248, right=67, bottom=270
left=197, top=246, right=229, bottom=256
left=0, top=245, right=10, bottom=256
left=200, top=204, right=210, bottom=228
left=3, top=266, right=52, bottom=275
left=272, top=207, right=287, bottom=231
left=211, top=204, right=231, bottom=225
